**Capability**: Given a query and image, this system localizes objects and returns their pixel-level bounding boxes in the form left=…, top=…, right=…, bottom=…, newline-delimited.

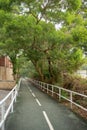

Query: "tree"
left=0, top=0, right=86, bottom=84
left=0, top=12, right=38, bottom=76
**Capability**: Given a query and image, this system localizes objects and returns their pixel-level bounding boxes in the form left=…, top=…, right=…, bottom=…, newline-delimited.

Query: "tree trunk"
left=47, top=57, right=53, bottom=77
left=32, top=60, right=44, bottom=81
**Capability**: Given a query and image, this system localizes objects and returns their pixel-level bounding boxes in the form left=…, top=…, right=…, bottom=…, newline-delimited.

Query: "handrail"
left=0, top=78, right=21, bottom=130
left=30, top=79, right=87, bottom=112
left=0, top=85, right=17, bottom=105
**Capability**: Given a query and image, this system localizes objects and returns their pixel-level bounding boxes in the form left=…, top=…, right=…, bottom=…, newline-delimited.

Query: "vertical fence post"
left=59, top=88, right=61, bottom=102
left=52, top=85, right=54, bottom=96
left=42, top=83, right=43, bottom=90
left=1, top=103, right=5, bottom=130
left=40, top=82, right=41, bottom=87
left=11, top=92, right=14, bottom=113
left=42, top=83, right=44, bottom=91
left=47, top=84, right=48, bottom=94
left=40, top=82, right=41, bottom=89
left=70, top=92, right=73, bottom=109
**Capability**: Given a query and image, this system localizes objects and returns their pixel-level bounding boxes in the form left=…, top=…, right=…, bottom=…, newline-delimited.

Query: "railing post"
left=40, top=82, right=41, bottom=88
left=11, top=92, right=14, bottom=113
left=52, top=85, right=54, bottom=96
left=59, top=88, right=61, bottom=102
left=47, top=84, right=48, bottom=94
left=1, top=103, right=5, bottom=130
left=70, top=92, right=73, bottom=109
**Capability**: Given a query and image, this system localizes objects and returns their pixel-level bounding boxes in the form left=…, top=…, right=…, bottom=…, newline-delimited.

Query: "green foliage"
left=72, top=26, right=87, bottom=48
left=67, top=0, right=82, bottom=11
left=64, top=12, right=75, bottom=25
left=0, top=0, right=12, bottom=11
left=0, top=0, right=86, bottom=83
left=66, top=48, right=85, bottom=72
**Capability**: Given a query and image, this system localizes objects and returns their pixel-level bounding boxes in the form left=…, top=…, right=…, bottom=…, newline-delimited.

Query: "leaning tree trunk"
left=32, top=60, right=44, bottom=81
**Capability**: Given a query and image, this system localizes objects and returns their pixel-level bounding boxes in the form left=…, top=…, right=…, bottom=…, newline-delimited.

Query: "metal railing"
left=0, top=79, right=21, bottom=130
left=31, top=79, right=87, bottom=112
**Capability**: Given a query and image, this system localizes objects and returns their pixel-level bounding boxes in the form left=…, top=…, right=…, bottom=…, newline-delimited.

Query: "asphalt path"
left=5, top=79, right=87, bottom=130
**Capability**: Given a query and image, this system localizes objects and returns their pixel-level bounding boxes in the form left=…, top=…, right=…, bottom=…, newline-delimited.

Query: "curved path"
left=5, top=79, right=87, bottom=130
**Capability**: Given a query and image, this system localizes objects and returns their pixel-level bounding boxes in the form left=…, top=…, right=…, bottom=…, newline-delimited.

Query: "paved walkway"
left=5, top=79, right=87, bottom=130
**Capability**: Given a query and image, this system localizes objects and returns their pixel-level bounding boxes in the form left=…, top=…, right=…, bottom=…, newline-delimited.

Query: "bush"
left=63, top=74, right=87, bottom=94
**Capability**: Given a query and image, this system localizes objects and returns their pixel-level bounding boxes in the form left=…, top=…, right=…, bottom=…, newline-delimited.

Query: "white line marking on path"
left=27, top=87, right=32, bottom=93
left=43, top=111, right=54, bottom=130
left=29, top=88, right=32, bottom=92
left=32, top=93, right=36, bottom=98
left=35, top=98, right=42, bottom=106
